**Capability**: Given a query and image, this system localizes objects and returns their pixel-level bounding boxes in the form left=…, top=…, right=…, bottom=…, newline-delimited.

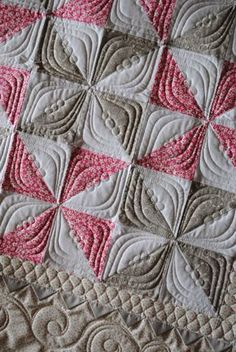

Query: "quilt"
left=0, top=0, right=236, bottom=351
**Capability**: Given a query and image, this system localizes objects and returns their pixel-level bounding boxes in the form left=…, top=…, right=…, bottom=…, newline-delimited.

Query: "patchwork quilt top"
left=0, top=0, right=236, bottom=351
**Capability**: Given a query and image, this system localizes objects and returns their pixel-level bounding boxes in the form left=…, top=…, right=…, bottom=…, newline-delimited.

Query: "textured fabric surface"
left=0, top=0, right=236, bottom=351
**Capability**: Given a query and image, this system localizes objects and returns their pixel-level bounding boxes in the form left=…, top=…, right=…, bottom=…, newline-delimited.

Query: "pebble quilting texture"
left=0, top=0, right=236, bottom=351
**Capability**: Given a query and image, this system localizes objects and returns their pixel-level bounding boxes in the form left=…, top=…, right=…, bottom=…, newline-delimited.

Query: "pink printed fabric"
left=139, top=0, right=176, bottom=42
left=212, top=124, right=236, bottom=167
left=60, top=148, right=128, bottom=202
left=138, top=125, right=206, bottom=180
left=0, top=208, right=56, bottom=263
left=141, top=46, right=236, bottom=180
left=0, top=131, right=124, bottom=276
left=54, top=0, right=114, bottom=26
left=3, top=133, right=56, bottom=202
left=0, top=1, right=236, bottom=346
left=0, top=66, right=30, bottom=125
left=150, top=47, right=204, bottom=119
left=61, top=207, right=114, bottom=277
left=209, top=61, right=236, bottom=119
left=0, top=3, right=43, bottom=43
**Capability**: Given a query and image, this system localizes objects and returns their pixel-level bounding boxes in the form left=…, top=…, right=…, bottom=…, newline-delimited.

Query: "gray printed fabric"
left=0, top=0, right=236, bottom=351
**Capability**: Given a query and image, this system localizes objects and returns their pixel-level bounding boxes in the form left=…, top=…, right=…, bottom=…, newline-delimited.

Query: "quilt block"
left=0, top=0, right=236, bottom=351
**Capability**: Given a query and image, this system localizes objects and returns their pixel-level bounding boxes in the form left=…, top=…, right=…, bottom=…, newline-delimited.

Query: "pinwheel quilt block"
left=0, top=0, right=236, bottom=350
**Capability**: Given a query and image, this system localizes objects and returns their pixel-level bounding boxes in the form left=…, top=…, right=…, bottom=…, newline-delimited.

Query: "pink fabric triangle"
left=2, top=134, right=56, bottom=203
left=150, top=48, right=204, bottom=119
left=53, top=0, right=113, bottom=26
left=210, top=61, right=236, bottom=120
left=140, top=0, right=176, bottom=42
left=60, top=148, right=128, bottom=202
left=0, top=3, right=42, bottom=43
left=138, top=126, right=206, bottom=180
left=0, top=208, right=56, bottom=264
left=62, top=207, right=114, bottom=278
left=0, top=65, right=30, bottom=125
left=212, top=124, right=236, bottom=168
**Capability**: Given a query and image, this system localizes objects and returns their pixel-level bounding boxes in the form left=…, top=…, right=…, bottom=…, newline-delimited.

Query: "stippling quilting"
left=0, top=0, right=236, bottom=350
